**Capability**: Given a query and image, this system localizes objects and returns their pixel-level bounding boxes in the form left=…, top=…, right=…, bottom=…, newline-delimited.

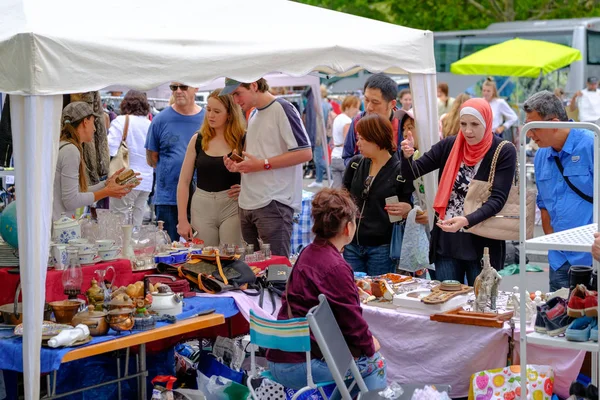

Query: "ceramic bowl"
left=95, top=240, right=115, bottom=250
left=49, top=300, right=81, bottom=324
left=70, top=242, right=96, bottom=253
left=68, top=239, right=89, bottom=245
left=78, top=251, right=98, bottom=264
left=99, top=247, right=121, bottom=260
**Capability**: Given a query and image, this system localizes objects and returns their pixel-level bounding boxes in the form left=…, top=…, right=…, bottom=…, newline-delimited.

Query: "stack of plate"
left=0, top=239, right=18, bottom=268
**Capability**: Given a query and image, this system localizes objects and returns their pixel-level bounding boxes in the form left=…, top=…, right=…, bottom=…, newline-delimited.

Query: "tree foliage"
left=295, top=0, right=600, bottom=31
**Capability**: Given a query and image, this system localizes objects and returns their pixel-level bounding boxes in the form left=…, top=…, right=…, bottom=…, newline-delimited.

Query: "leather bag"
left=463, top=141, right=536, bottom=241
left=108, top=115, right=130, bottom=176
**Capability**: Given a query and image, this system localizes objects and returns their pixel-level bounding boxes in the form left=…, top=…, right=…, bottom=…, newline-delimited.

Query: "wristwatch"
left=264, top=159, right=272, bottom=170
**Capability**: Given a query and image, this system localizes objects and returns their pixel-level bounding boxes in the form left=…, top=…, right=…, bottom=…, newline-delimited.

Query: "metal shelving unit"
left=519, top=121, right=600, bottom=400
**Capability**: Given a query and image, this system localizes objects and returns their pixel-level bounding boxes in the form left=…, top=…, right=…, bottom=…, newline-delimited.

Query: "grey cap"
left=62, top=101, right=101, bottom=125
left=220, top=78, right=243, bottom=95
left=588, top=76, right=598, bottom=84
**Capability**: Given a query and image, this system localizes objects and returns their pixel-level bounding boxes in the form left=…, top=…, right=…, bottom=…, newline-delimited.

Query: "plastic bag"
left=205, top=376, right=250, bottom=400
left=399, top=207, right=430, bottom=272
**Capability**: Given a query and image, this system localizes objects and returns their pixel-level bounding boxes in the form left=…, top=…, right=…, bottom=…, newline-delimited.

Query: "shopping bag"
left=398, top=207, right=430, bottom=272
left=468, top=365, right=554, bottom=400
left=389, top=223, right=404, bottom=260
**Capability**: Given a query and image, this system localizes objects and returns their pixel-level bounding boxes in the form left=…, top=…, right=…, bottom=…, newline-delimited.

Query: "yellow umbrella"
left=450, top=38, right=582, bottom=77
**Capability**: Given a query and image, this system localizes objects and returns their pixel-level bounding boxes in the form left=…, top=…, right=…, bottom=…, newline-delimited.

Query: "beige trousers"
left=190, top=188, right=242, bottom=247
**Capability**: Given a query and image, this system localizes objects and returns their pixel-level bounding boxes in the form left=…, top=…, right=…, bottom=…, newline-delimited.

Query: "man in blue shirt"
left=145, top=82, right=205, bottom=241
left=524, top=90, right=594, bottom=291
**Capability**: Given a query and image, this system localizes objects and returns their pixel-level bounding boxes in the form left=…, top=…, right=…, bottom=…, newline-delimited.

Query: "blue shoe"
left=590, top=318, right=598, bottom=342
left=565, top=316, right=594, bottom=342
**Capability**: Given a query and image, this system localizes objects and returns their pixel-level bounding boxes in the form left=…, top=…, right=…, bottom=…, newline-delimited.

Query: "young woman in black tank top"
left=176, top=89, right=246, bottom=246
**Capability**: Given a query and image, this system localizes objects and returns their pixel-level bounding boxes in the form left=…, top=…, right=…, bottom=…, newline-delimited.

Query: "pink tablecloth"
left=362, top=305, right=511, bottom=398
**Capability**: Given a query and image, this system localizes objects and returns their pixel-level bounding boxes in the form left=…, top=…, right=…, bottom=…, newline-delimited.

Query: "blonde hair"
left=200, top=89, right=246, bottom=153
left=341, top=95, right=360, bottom=112
left=442, top=93, right=471, bottom=138
left=60, top=118, right=91, bottom=192
left=482, top=78, right=498, bottom=99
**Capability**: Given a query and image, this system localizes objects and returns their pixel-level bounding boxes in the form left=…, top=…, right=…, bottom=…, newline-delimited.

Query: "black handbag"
left=258, top=264, right=292, bottom=315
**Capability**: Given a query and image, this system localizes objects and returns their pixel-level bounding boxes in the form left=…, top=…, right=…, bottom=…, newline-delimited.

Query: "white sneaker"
left=307, top=181, right=323, bottom=188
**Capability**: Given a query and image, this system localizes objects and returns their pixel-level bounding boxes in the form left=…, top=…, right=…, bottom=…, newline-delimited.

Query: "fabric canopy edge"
left=0, top=65, right=435, bottom=96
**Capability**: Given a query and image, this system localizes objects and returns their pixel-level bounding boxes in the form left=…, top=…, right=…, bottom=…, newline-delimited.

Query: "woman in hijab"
left=400, top=98, right=516, bottom=284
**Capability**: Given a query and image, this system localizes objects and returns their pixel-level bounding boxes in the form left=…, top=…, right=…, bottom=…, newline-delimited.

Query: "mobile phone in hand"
left=385, top=196, right=403, bottom=223
left=229, top=152, right=244, bottom=163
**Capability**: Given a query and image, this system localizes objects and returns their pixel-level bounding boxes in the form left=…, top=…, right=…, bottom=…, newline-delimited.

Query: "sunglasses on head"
left=169, top=84, right=189, bottom=92
left=362, top=176, right=374, bottom=200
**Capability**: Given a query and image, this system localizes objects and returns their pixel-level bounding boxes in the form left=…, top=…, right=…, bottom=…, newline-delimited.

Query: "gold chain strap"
left=487, top=140, right=519, bottom=188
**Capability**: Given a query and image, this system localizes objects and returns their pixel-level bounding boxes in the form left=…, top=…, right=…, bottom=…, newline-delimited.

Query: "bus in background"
left=434, top=18, right=600, bottom=96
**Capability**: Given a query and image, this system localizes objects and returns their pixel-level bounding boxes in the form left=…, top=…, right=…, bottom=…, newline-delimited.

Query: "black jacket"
left=401, top=135, right=517, bottom=269
left=343, top=153, right=413, bottom=247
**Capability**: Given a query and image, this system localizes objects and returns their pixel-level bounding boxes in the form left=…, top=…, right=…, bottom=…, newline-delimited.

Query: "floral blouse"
left=446, top=161, right=481, bottom=219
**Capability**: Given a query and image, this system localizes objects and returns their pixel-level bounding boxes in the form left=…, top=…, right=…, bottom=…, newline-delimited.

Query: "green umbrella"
left=450, top=38, right=582, bottom=78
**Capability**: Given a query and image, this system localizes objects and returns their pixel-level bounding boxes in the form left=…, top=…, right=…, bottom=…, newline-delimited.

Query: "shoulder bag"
left=108, top=115, right=130, bottom=177
left=463, top=140, right=536, bottom=241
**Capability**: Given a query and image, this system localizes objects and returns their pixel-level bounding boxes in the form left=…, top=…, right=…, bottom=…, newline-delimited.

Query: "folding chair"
left=248, top=310, right=332, bottom=400
left=307, top=294, right=452, bottom=400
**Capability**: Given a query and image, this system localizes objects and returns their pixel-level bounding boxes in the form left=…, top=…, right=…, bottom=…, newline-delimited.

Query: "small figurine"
left=473, top=248, right=502, bottom=312
left=134, top=294, right=153, bottom=316
left=85, top=278, right=105, bottom=311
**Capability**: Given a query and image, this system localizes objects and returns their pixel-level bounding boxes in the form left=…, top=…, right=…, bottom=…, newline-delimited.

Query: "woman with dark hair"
left=266, top=188, right=386, bottom=393
left=108, top=90, right=154, bottom=226
left=54, top=102, right=135, bottom=221
left=437, top=82, right=455, bottom=117
left=343, top=114, right=413, bottom=276
left=177, top=89, right=245, bottom=246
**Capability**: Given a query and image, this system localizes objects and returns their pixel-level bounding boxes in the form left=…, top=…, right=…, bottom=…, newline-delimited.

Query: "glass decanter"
left=62, top=248, right=83, bottom=299
left=132, top=225, right=156, bottom=269
left=155, top=220, right=172, bottom=254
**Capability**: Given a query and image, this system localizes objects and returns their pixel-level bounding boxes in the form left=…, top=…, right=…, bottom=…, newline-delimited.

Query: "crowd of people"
left=51, top=72, right=600, bottom=393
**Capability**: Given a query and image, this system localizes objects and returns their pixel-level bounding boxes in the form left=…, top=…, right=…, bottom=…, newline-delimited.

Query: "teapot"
left=53, top=213, right=81, bottom=244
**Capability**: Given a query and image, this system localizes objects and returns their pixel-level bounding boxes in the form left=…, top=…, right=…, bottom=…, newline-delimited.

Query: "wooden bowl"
left=49, top=300, right=81, bottom=324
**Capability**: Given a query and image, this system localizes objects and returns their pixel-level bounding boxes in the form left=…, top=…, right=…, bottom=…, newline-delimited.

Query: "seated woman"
left=266, top=188, right=386, bottom=393
left=54, top=102, right=137, bottom=221
left=343, top=114, right=413, bottom=276
left=400, top=98, right=516, bottom=285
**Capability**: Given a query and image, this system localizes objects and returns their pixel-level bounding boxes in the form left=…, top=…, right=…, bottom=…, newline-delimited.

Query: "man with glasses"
left=569, top=76, right=600, bottom=124
left=222, top=77, right=312, bottom=257
left=524, top=90, right=594, bottom=291
left=145, top=82, right=205, bottom=241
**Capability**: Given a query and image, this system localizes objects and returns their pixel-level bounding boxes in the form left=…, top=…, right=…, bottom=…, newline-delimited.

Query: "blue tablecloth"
left=0, top=296, right=238, bottom=373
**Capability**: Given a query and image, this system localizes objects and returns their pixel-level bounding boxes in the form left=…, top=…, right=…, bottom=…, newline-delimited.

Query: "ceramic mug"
left=171, top=251, right=188, bottom=264
left=154, top=253, right=174, bottom=264
left=78, top=251, right=98, bottom=265
left=95, top=240, right=115, bottom=250
left=52, top=244, right=68, bottom=270
left=99, top=246, right=121, bottom=261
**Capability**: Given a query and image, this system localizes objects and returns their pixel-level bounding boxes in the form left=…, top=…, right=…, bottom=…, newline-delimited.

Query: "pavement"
left=302, top=176, right=551, bottom=293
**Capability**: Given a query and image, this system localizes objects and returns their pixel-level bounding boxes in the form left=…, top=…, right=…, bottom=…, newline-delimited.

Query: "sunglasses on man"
left=169, top=84, right=189, bottom=92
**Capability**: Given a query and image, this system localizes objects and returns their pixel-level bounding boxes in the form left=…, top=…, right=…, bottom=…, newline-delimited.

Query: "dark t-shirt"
left=194, top=134, right=241, bottom=192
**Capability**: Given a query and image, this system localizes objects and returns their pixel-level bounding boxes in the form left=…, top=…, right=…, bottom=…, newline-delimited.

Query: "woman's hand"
left=223, top=155, right=240, bottom=173
left=384, top=202, right=411, bottom=219
left=104, top=178, right=134, bottom=199
left=372, top=336, right=381, bottom=352
left=106, top=168, right=142, bottom=188
left=415, top=210, right=429, bottom=225
left=227, top=184, right=241, bottom=199
left=592, top=232, right=600, bottom=262
left=436, top=216, right=468, bottom=233
left=177, top=220, right=194, bottom=241
left=400, top=130, right=415, bottom=159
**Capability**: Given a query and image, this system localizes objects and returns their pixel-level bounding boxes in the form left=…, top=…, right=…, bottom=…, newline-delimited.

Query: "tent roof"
left=450, top=38, right=582, bottom=78
left=0, top=0, right=435, bottom=96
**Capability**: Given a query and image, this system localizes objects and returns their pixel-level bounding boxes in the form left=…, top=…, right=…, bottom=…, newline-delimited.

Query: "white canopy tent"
left=0, top=0, right=438, bottom=397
